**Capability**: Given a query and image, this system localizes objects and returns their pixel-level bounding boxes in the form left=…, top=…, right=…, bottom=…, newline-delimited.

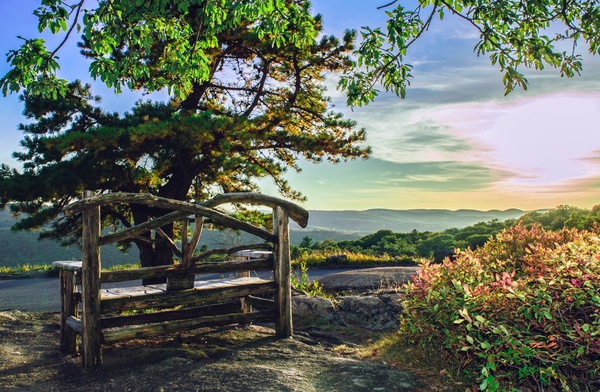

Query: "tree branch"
left=243, top=59, right=271, bottom=118
left=377, top=0, right=399, bottom=10
left=49, top=1, right=85, bottom=60
left=439, top=0, right=518, bottom=63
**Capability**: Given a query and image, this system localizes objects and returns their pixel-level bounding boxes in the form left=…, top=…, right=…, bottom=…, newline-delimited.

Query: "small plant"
left=291, top=259, right=326, bottom=297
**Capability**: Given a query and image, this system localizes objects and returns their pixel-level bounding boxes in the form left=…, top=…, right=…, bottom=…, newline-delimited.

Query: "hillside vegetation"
left=0, top=207, right=523, bottom=268
left=297, top=208, right=525, bottom=234
left=1, top=205, right=597, bottom=269
left=292, top=205, right=600, bottom=267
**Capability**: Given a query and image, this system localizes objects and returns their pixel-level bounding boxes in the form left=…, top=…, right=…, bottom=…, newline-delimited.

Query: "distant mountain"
left=293, top=208, right=526, bottom=237
left=0, top=207, right=526, bottom=267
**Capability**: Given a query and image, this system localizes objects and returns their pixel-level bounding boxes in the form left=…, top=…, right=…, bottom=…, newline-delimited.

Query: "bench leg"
left=59, top=269, right=78, bottom=354
left=274, top=207, right=292, bottom=337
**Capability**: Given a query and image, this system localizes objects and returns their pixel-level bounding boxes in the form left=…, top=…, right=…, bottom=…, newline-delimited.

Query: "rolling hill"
left=295, top=208, right=525, bottom=234
left=0, top=207, right=526, bottom=267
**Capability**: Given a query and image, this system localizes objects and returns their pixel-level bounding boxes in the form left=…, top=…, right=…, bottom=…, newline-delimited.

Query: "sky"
left=1, top=1, right=599, bottom=211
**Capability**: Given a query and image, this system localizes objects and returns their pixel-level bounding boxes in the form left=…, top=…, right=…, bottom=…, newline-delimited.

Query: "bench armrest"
left=52, top=261, right=83, bottom=272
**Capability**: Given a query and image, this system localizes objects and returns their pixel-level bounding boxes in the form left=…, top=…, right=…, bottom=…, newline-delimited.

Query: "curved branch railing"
left=65, top=192, right=309, bottom=228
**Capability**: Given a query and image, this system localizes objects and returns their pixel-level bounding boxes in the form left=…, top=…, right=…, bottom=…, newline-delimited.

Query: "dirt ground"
left=0, top=310, right=455, bottom=391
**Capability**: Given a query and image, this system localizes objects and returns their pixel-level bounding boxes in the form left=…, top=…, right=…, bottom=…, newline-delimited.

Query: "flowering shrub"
left=398, top=224, right=600, bottom=390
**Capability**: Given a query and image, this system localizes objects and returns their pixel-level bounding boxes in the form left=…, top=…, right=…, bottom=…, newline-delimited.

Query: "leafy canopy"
left=340, top=0, right=600, bottom=105
left=2, top=1, right=599, bottom=106
left=1, top=0, right=322, bottom=99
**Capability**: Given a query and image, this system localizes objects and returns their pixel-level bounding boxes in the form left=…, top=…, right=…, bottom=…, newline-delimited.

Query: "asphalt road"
left=0, top=268, right=354, bottom=313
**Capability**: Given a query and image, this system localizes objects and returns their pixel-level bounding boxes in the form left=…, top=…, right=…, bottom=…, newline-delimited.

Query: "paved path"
left=0, top=268, right=358, bottom=312
left=0, top=278, right=62, bottom=312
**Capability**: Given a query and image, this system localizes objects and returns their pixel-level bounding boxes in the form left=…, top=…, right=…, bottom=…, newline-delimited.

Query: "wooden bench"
left=52, top=192, right=308, bottom=370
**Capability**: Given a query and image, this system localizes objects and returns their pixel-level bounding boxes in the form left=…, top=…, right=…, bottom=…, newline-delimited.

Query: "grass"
left=0, top=261, right=142, bottom=278
left=104, top=262, right=141, bottom=271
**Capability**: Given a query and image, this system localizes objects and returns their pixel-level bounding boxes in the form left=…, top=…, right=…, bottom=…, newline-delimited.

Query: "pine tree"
left=0, top=1, right=369, bottom=271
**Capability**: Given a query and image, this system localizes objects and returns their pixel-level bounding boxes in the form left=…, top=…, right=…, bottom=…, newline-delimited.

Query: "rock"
left=318, top=267, right=419, bottom=294
left=293, top=295, right=342, bottom=329
left=337, top=294, right=403, bottom=330
left=293, top=293, right=403, bottom=331
left=0, top=312, right=423, bottom=391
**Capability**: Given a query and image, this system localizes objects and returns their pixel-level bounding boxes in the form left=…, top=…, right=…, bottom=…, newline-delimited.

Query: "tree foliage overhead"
left=1, top=0, right=324, bottom=98
left=1, top=0, right=599, bottom=265
left=3, top=1, right=599, bottom=106
left=340, top=0, right=600, bottom=105
left=0, top=0, right=369, bottom=268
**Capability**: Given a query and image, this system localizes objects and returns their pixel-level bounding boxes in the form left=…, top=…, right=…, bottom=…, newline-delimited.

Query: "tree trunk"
left=130, top=204, right=175, bottom=285
left=132, top=165, right=195, bottom=285
left=138, top=238, right=174, bottom=285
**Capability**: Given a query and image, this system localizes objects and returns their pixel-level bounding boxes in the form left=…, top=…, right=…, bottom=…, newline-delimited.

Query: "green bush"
left=398, top=224, right=600, bottom=390
left=292, top=249, right=397, bottom=267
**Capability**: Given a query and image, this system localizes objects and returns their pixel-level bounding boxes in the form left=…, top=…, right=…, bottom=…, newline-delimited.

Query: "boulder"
left=293, top=293, right=403, bottom=331
left=292, top=295, right=342, bottom=329
left=337, top=294, right=403, bottom=330
left=317, top=267, right=418, bottom=294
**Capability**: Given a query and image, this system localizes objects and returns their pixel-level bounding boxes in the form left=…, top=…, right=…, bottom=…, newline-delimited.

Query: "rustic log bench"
left=52, top=192, right=308, bottom=370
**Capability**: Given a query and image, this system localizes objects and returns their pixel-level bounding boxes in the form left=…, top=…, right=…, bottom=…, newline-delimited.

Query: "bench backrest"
left=54, top=191, right=308, bottom=370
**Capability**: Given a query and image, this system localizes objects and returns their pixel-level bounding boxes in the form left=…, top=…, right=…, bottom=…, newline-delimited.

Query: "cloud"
left=336, top=90, right=600, bottom=200
left=288, top=158, right=508, bottom=195
left=367, top=160, right=514, bottom=192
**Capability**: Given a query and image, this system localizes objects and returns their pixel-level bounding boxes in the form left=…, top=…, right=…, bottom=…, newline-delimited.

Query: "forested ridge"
left=292, top=205, right=600, bottom=265
left=2, top=205, right=597, bottom=268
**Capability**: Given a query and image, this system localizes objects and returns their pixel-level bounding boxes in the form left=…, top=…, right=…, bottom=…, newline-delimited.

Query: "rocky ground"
left=0, top=267, right=454, bottom=391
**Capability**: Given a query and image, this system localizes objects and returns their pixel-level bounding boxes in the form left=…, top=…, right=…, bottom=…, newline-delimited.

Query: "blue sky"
left=1, top=1, right=600, bottom=211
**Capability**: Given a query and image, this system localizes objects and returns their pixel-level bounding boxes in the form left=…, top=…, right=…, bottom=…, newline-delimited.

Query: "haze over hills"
left=0, top=207, right=526, bottom=267
left=293, top=208, right=526, bottom=237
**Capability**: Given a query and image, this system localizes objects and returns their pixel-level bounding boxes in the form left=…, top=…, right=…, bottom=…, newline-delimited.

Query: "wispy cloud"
left=337, top=90, right=600, bottom=200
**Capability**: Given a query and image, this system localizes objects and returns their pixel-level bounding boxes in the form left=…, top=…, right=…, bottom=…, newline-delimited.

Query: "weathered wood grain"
left=55, top=191, right=305, bottom=369
left=102, top=310, right=276, bottom=343
left=59, top=269, right=78, bottom=354
left=100, top=257, right=273, bottom=283
left=273, top=206, right=292, bottom=338
left=100, top=279, right=277, bottom=313
left=65, top=192, right=308, bottom=227
left=246, top=295, right=275, bottom=310
left=66, top=316, right=82, bottom=334
left=80, top=190, right=103, bottom=370
left=100, top=301, right=241, bottom=328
